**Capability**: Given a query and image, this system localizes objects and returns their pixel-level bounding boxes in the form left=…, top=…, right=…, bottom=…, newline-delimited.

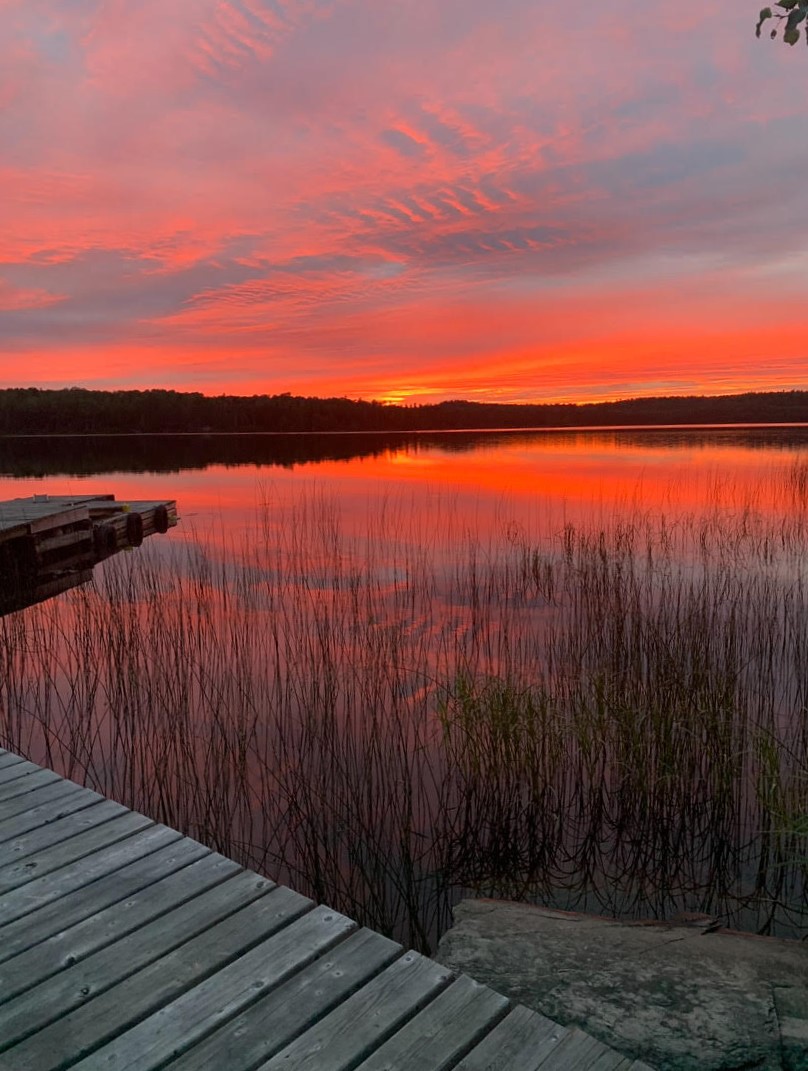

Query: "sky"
left=1, top=0, right=807, bottom=405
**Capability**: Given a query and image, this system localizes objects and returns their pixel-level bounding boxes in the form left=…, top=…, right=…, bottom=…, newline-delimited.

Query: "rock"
left=435, top=900, right=808, bottom=1071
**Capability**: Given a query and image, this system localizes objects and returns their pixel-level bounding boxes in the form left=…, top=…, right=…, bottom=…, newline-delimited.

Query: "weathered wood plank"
left=0, top=782, right=98, bottom=845
left=0, top=830, right=193, bottom=961
left=0, top=822, right=180, bottom=927
left=354, top=974, right=510, bottom=1071
left=455, top=1004, right=569, bottom=1071
left=535, top=1028, right=630, bottom=1070
left=0, top=500, right=91, bottom=536
left=0, top=810, right=152, bottom=894
left=36, top=529, right=93, bottom=554
left=71, top=905, right=358, bottom=1071
left=3, top=501, right=89, bottom=535
left=0, top=869, right=279, bottom=1049
left=0, top=767, right=60, bottom=804
left=581, top=1055, right=653, bottom=1071
left=0, top=759, right=40, bottom=786
left=1, top=882, right=307, bottom=1071
left=0, top=496, right=118, bottom=542
left=0, top=777, right=86, bottom=824
left=0, top=496, right=175, bottom=535
left=167, top=928, right=403, bottom=1071
left=259, top=951, right=454, bottom=1071
left=0, top=797, right=127, bottom=864
left=0, top=849, right=237, bottom=1001
left=0, top=752, right=24, bottom=770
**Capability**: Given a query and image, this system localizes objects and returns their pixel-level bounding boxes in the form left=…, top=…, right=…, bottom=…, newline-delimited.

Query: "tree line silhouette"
left=0, top=387, right=805, bottom=436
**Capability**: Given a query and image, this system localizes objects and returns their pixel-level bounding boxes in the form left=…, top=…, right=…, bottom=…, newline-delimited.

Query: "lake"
left=1, top=425, right=806, bottom=951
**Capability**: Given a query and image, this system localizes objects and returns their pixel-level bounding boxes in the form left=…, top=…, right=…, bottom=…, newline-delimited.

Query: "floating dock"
left=0, top=494, right=177, bottom=614
left=0, top=748, right=655, bottom=1070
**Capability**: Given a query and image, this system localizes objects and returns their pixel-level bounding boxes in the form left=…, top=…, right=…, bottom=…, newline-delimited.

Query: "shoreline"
left=0, top=421, right=807, bottom=439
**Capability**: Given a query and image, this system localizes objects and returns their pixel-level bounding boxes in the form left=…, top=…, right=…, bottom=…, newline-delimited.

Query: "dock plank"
left=1, top=883, right=307, bottom=1071
left=455, top=1004, right=569, bottom=1071
left=72, top=905, right=357, bottom=1071
left=540, top=1029, right=634, bottom=1070
left=0, top=822, right=181, bottom=926
left=0, top=752, right=24, bottom=770
left=0, top=776, right=88, bottom=823
left=259, top=951, right=454, bottom=1071
left=167, top=928, right=403, bottom=1071
left=3, top=502, right=90, bottom=537
left=0, top=796, right=127, bottom=863
left=0, top=809, right=152, bottom=893
left=0, top=868, right=279, bottom=1049
left=0, top=832, right=197, bottom=962
left=0, top=495, right=113, bottom=540
left=0, top=782, right=99, bottom=844
left=0, top=766, right=61, bottom=803
left=0, top=758, right=42, bottom=786
left=0, top=849, right=236, bottom=1001
left=354, top=974, right=510, bottom=1071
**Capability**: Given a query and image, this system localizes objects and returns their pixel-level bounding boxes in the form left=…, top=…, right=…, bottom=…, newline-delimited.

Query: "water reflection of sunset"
left=1, top=430, right=806, bottom=542
left=3, top=428, right=806, bottom=947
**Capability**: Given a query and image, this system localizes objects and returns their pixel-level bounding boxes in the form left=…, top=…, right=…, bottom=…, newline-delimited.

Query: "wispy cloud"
left=0, top=0, right=806, bottom=400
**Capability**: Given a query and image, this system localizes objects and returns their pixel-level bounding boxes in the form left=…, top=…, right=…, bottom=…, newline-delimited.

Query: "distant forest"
left=0, top=387, right=806, bottom=435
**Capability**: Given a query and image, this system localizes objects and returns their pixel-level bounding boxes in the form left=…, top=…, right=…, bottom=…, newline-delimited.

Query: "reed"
left=1, top=474, right=806, bottom=950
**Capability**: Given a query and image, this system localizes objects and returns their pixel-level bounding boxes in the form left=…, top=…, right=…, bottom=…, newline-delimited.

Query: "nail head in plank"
left=167, top=927, right=404, bottom=1071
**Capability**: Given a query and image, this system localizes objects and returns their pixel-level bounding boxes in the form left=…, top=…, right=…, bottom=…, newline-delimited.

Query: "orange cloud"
left=1, top=0, right=806, bottom=401
left=0, top=279, right=65, bottom=311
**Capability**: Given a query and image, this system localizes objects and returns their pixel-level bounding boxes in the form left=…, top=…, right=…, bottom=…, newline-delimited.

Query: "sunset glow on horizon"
left=1, top=1, right=806, bottom=404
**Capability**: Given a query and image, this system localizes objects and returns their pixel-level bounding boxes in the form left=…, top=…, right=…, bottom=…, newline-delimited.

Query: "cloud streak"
left=0, top=0, right=806, bottom=402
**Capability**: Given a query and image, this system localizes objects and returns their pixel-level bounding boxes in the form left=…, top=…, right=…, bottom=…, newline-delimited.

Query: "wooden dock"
left=0, top=749, right=655, bottom=1070
left=0, top=495, right=177, bottom=615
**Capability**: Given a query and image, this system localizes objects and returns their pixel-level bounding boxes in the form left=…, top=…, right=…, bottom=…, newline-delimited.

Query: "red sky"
left=1, top=0, right=806, bottom=404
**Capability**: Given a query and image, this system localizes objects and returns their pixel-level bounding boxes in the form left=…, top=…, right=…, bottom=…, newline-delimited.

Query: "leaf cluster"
left=757, top=0, right=808, bottom=45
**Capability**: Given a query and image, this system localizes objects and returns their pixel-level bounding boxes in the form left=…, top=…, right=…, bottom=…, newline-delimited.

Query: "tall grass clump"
left=1, top=474, right=806, bottom=949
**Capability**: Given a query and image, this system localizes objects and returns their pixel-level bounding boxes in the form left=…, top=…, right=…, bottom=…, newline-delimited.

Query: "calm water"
left=1, top=426, right=806, bottom=949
